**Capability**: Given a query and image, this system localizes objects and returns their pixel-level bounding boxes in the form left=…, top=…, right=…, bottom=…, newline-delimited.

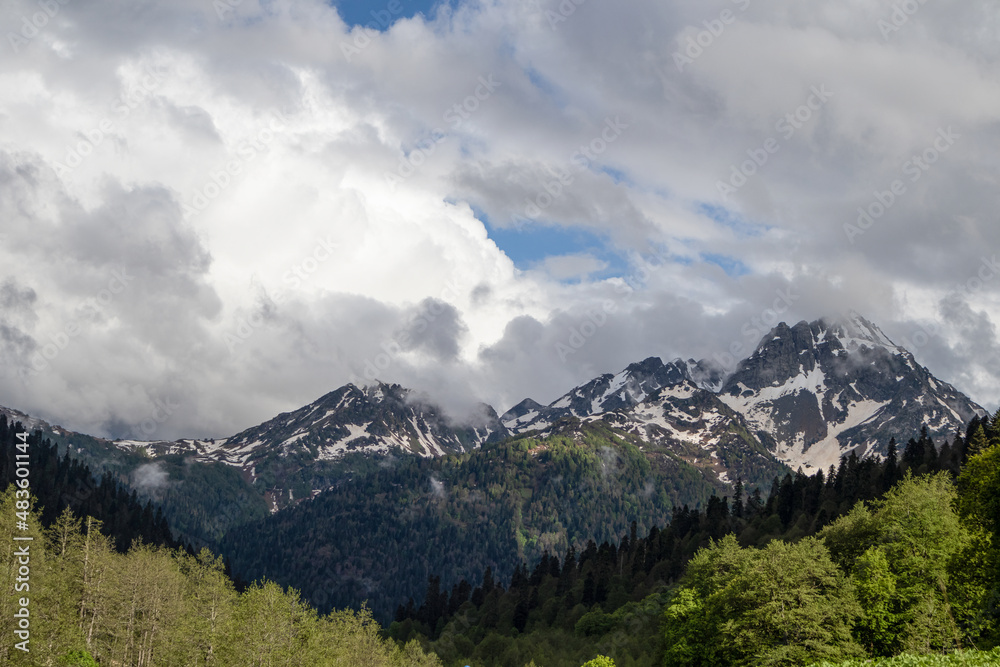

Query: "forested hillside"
left=1, top=414, right=269, bottom=552
left=127, top=453, right=270, bottom=549
left=2, top=409, right=998, bottom=666
left=0, top=489, right=442, bottom=665
left=0, top=417, right=178, bottom=552
left=221, top=420, right=749, bottom=620
left=393, top=417, right=1000, bottom=666
left=0, top=416, right=443, bottom=666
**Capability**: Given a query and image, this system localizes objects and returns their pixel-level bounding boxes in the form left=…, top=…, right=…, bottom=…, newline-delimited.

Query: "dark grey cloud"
left=397, top=298, right=467, bottom=362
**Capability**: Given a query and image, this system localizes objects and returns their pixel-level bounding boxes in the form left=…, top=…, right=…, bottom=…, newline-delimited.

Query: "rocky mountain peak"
left=501, top=355, right=705, bottom=431
left=505, top=314, right=983, bottom=473
left=66, top=312, right=982, bottom=507
left=826, top=311, right=899, bottom=351
left=720, top=315, right=983, bottom=471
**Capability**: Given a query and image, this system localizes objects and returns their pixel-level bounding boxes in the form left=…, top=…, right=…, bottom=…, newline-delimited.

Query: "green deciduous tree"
left=580, top=656, right=616, bottom=667
left=822, top=472, right=970, bottom=652
left=955, top=442, right=1000, bottom=645
left=852, top=546, right=898, bottom=656
left=662, top=534, right=863, bottom=666
left=219, top=580, right=317, bottom=667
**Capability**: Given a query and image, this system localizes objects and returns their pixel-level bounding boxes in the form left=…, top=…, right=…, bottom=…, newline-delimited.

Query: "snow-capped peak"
left=825, top=311, right=899, bottom=353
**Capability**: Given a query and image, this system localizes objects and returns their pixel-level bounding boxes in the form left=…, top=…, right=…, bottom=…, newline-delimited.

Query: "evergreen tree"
left=968, top=424, right=990, bottom=458
left=732, top=477, right=744, bottom=519
left=883, top=438, right=899, bottom=491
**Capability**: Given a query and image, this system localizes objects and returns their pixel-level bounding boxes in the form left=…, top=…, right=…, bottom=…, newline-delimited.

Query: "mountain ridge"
left=499, top=313, right=984, bottom=472
left=1, top=313, right=984, bottom=512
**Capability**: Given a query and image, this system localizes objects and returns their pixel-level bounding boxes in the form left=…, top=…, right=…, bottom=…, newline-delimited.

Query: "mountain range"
left=501, top=313, right=980, bottom=473
left=6, top=313, right=984, bottom=517
left=1, top=311, right=987, bottom=621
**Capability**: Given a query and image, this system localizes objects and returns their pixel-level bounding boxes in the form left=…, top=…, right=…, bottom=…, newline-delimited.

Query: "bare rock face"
left=717, top=314, right=983, bottom=471
left=504, top=313, right=983, bottom=474
left=500, top=356, right=785, bottom=488
left=218, top=382, right=508, bottom=465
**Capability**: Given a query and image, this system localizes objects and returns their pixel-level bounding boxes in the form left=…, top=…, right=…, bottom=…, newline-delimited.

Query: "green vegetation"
left=0, top=487, right=441, bottom=665
left=141, top=454, right=269, bottom=549
left=811, top=647, right=1000, bottom=666
left=661, top=473, right=977, bottom=665
left=0, top=420, right=178, bottom=552
left=223, top=421, right=747, bottom=620
left=396, top=420, right=1000, bottom=666
left=35, top=421, right=269, bottom=552
left=663, top=534, right=864, bottom=665
left=5, top=407, right=1000, bottom=666
left=0, top=417, right=442, bottom=665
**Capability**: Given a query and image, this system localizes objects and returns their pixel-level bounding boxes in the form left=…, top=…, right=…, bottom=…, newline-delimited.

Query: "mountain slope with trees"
left=0, top=416, right=179, bottom=553
left=0, top=489, right=443, bottom=666
left=0, top=415, right=444, bottom=666
left=220, top=420, right=779, bottom=622
left=393, top=415, right=1000, bottom=666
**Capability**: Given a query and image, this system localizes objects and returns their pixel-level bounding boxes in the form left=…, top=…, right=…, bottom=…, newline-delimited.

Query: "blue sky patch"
left=471, top=207, right=629, bottom=280
left=701, top=252, right=750, bottom=277
left=332, top=0, right=451, bottom=29
left=696, top=202, right=768, bottom=238
left=599, top=165, right=630, bottom=185
left=523, top=67, right=567, bottom=109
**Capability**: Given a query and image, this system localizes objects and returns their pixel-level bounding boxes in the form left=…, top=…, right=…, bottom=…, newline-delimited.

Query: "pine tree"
left=732, top=477, right=745, bottom=519
left=882, top=438, right=899, bottom=491
left=990, top=408, right=1000, bottom=449
left=968, top=424, right=990, bottom=458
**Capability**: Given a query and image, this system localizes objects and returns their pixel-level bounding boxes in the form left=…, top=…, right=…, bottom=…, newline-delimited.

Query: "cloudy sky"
left=1, top=0, right=999, bottom=440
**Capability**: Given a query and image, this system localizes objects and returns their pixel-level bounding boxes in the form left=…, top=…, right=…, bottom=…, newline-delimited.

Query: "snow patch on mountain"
left=778, top=398, right=890, bottom=471
left=67, top=313, right=981, bottom=508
